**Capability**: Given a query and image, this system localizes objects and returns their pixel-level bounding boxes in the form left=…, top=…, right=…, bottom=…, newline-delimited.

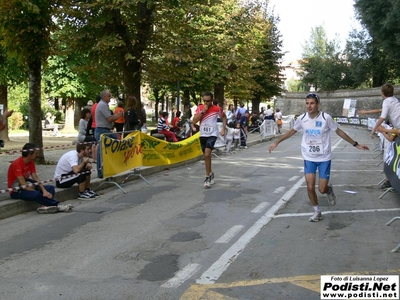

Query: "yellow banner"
left=101, top=132, right=143, bottom=178
left=101, top=132, right=203, bottom=178
left=141, top=132, right=202, bottom=166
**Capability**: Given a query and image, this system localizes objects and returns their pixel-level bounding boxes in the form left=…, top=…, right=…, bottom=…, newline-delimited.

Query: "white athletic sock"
left=313, top=205, right=320, bottom=212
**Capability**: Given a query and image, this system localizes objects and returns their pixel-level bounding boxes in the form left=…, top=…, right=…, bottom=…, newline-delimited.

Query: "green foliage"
left=343, top=28, right=398, bottom=87
left=0, top=0, right=55, bottom=66
left=286, top=79, right=304, bottom=92
left=299, top=25, right=357, bottom=91
left=8, top=82, right=64, bottom=126
left=43, top=54, right=103, bottom=105
left=8, top=111, right=24, bottom=130
left=355, top=0, right=400, bottom=64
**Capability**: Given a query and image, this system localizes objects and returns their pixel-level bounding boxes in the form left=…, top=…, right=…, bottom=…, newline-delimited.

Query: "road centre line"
left=273, top=187, right=285, bottom=194
left=196, top=176, right=305, bottom=285
left=274, top=207, right=400, bottom=218
left=251, top=202, right=270, bottom=213
left=195, top=137, right=383, bottom=285
left=215, top=225, right=244, bottom=243
left=161, top=263, right=201, bottom=288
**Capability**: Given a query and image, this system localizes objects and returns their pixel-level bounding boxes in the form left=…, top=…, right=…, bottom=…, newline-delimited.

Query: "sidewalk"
left=0, top=128, right=275, bottom=220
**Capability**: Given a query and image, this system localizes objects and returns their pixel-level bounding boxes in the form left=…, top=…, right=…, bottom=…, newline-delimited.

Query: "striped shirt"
left=157, top=117, right=169, bottom=132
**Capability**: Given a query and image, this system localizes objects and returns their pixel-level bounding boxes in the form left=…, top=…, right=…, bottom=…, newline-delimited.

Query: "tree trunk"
left=0, top=84, right=10, bottom=141
left=214, top=83, right=225, bottom=108
left=63, top=98, right=76, bottom=132
left=28, top=58, right=44, bottom=162
left=113, top=2, right=155, bottom=121
left=182, top=89, right=190, bottom=119
left=252, top=93, right=261, bottom=115
left=153, top=88, right=161, bottom=122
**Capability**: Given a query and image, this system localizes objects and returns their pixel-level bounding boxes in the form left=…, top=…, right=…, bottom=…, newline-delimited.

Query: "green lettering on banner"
left=163, top=143, right=183, bottom=150
left=142, top=138, right=161, bottom=149
left=185, top=138, right=199, bottom=146
left=143, top=153, right=161, bottom=162
left=179, top=148, right=193, bottom=157
left=163, top=152, right=175, bottom=159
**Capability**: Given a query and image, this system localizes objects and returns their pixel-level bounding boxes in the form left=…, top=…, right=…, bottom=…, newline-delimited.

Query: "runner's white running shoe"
left=309, top=211, right=322, bottom=222
left=204, top=177, right=211, bottom=188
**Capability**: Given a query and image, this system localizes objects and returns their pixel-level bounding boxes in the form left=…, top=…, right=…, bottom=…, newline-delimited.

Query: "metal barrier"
left=95, top=130, right=150, bottom=194
left=259, top=120, right=276, bottom=141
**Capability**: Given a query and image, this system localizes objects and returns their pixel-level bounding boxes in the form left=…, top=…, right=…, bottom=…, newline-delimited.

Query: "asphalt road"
left=0, top=126, right=399, bottom=300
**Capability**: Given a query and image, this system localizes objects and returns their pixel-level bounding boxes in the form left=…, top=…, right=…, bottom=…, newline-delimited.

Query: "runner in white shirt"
left=269, top=93, right=369, bottom=222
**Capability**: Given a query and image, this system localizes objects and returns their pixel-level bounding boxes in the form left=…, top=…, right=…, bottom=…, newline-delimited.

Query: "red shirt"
left=7, top=156, right=36, bottom=193
left=172, top=117, right=180, bottom=129
left=195, top=104, right=223, bottom=137
left=91, top=103, right=98, bottom=128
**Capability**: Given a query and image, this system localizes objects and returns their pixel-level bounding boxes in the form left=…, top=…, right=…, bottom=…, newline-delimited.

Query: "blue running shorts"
left=304, top=160, right=331, bottom=180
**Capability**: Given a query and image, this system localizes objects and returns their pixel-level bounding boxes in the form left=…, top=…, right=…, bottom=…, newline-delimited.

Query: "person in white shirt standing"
left=269, top=93, right=369, bottom=222
left=370, top=83, right=400, bottom=137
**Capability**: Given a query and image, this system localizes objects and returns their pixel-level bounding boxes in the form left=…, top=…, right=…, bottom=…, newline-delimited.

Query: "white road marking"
left=288, top=176, right=299, bottom=181
left=273, top=187, right=285, bottom=194
left=215, top=225, right=245, bottom=243
left=161, top=263, right=201, bottom=288
left=274, top=208, right=400, bottom=218
left=251, top=202, right=270, bottom=213
left=196, top=177, right=305, bottom=285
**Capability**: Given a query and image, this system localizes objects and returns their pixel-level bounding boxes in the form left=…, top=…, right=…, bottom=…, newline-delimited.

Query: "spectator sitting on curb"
left=54, top=143, right=99, bottom=200
left=7, top=143, right=73, bottom=214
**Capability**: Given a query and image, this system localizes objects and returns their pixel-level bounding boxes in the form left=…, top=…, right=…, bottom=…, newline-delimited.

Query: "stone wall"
left=275, top=86, right=400, bottom=118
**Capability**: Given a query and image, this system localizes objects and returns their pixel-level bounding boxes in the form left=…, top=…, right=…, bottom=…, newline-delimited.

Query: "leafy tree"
left=0, top=0, right=56, bottom=161
left=354, top=0, right=400, bottom=66
left=249, top=11, right=284, bottom=114
left=0, top=48, right=26, bottom=140
left=57, top=0, right=157, bottom=116
left=299, top=26, right=354, bottom=91
left=43, top=52, right=103, bottom=130
left=343, top=28, right=397, bottom=87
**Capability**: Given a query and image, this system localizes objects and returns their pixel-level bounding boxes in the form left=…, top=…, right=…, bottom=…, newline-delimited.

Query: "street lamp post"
left=175, top=49, right=182, bottom=112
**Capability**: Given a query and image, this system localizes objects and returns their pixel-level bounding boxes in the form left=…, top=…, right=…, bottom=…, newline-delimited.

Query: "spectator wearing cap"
left=83, top=100, right=94, bottom=111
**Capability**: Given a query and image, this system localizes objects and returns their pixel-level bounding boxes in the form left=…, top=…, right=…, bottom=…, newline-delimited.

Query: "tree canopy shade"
left=57, top=0, right=157, bottom=115
left=343, top=28, right=398, bottom=87
left=146, top=0, right=284, bottom=109
left=355, top=0, right=400, bottom=63
left=0, top=0, right=57, bottom=160
left=299, top=26, right=356, bottom=91
left=0, top=0, right=286, bottom=138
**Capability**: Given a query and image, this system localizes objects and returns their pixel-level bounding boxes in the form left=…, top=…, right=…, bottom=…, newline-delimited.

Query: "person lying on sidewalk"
left=7, top=143, right=73, bottom=214
left=54, top=143, right=99, bottom=200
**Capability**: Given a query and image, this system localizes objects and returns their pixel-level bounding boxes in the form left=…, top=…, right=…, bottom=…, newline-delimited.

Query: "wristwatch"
left=353, top=141, right=358, bottom=147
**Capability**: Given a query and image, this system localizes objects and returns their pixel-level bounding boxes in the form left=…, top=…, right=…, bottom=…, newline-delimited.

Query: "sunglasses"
left=306, top=93, right=320, bottom=101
